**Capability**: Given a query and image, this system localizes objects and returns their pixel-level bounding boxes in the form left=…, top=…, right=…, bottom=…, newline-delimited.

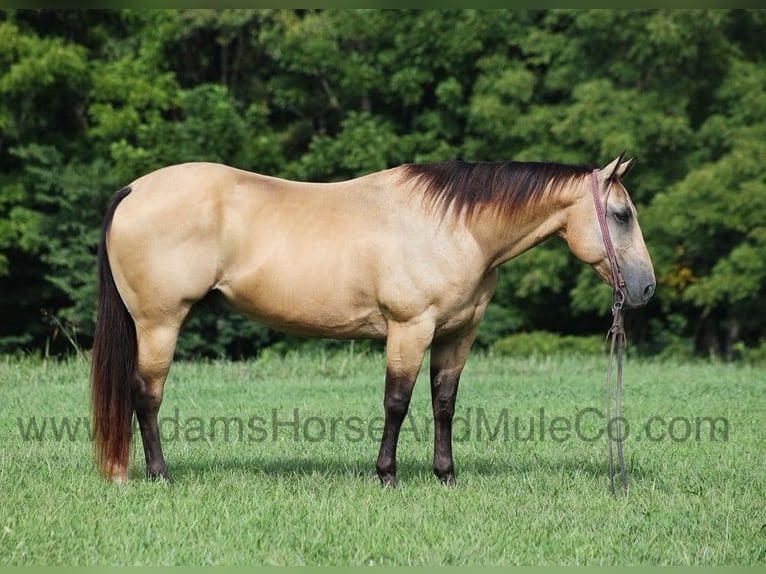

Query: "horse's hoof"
left=146, top=465, right=169, bottom=482
left=435, top=470, right=456, bottom=486
left=377, top=473, right=398, bottom=488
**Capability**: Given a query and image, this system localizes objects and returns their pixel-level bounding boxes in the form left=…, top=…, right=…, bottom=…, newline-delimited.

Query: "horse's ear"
left=616, top=156, right=636, bottom=178
left=597, top=154, right=624, bottom=190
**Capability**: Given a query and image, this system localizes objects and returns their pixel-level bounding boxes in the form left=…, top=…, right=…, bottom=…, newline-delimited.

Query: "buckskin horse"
left=91, top=154, right=655, bottom=485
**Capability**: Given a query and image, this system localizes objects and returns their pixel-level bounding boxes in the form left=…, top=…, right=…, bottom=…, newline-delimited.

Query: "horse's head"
left=564, top=155, right=656, bottom=308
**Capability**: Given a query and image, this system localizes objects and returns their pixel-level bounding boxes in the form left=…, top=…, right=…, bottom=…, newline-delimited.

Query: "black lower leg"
left=430, top=367, right=461, bottom=485
left=132, top=377, right=168, bottom=481
left=376, top=370, right=414, bottom=487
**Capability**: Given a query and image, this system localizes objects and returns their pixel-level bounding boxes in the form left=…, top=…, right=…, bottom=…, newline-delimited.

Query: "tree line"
left=1, top=9, right=764, bottom=360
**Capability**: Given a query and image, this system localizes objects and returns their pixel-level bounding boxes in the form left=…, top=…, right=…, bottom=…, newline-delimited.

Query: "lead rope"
left=606, top=292, right=627, bottom=494
left=591, top=169, right=628, bottom=495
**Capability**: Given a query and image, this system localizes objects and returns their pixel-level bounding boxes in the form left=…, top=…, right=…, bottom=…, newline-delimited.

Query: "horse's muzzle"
left=625, top=278, right=656, bottom=308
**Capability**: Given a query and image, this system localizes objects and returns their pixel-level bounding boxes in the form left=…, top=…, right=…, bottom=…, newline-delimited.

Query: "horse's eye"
left=613, top=209, right=631, bottom=224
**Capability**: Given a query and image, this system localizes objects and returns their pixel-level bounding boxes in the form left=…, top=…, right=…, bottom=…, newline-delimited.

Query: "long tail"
left=91, top=186, right=136, bottom=480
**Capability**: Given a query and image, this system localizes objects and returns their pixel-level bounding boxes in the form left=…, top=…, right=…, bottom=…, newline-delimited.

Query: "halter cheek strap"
left=591, top=168, right=626, bottom=307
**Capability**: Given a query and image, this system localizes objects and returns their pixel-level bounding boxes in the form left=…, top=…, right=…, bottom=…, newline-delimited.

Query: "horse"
left=91, top=154, right=655, bottom=485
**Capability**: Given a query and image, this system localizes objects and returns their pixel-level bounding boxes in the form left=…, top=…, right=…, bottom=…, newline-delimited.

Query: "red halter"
left=591, top=169, right=626, bottom=307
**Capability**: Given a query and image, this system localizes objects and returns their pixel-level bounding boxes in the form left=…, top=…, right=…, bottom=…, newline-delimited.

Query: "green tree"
left=0, top=9, right=764, bottom=359
left=0, top=14, right=92, bottom=350
left=646, top=56, right=766, bottom=356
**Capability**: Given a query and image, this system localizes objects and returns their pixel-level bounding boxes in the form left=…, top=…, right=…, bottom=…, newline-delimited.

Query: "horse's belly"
left=219, top=279, right=388, bottom=339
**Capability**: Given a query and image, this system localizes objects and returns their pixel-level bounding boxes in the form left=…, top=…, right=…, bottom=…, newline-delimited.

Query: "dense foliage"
left=1, top=9, right=764, bottom=359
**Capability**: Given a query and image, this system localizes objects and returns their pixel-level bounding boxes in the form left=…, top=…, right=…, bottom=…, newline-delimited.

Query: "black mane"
left=401, top=160, right=592, bottom=220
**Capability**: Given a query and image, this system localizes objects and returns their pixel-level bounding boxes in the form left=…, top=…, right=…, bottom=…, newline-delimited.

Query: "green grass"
left=1, top=350, right=763, bottom=565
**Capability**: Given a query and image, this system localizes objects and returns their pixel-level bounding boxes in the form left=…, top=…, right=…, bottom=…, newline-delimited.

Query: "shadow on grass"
left=165, top=450, right=655, bottom=485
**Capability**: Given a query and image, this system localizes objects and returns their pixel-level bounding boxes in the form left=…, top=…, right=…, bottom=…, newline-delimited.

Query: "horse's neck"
left=473, top=182, right=581, bottom=270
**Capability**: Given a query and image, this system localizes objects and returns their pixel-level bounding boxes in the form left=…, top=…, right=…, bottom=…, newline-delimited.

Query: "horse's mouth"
left=593, top=263, right=655, bottom=309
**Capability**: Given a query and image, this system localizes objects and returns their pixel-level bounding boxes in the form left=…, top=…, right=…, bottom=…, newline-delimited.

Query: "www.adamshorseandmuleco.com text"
left=17, top=406, right=729, bottom=444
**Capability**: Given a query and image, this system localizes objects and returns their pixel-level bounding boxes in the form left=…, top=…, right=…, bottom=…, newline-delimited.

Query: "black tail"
left=91, top=186, right=136, bottom=480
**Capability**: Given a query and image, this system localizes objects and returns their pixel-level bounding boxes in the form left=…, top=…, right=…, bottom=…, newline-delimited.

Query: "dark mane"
left=400, top=160, right=593, bottom=221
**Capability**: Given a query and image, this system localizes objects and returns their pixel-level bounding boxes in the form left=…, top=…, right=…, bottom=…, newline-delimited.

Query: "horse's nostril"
left=644, top=282, right=656, bottom=299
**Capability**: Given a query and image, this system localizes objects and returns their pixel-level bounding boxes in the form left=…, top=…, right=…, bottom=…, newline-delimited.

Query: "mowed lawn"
left=1, top=350, right=763, bottom=565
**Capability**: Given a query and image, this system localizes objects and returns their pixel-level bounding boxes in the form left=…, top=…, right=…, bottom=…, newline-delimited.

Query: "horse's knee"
left=384, top=391, right=410, bottom=421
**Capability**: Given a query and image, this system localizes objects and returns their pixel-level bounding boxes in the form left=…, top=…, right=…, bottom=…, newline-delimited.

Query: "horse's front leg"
left=429, top=327, right=478, bottom=486
left=375, top=318, right=434, bottom=487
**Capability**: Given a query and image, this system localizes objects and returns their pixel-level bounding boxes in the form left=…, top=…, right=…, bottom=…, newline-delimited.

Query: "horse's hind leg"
left=133, top=320, right=184, bottom=480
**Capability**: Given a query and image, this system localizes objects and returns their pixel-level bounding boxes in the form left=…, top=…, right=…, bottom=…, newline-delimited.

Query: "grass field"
left=1, top=350, right=763, bottom=565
